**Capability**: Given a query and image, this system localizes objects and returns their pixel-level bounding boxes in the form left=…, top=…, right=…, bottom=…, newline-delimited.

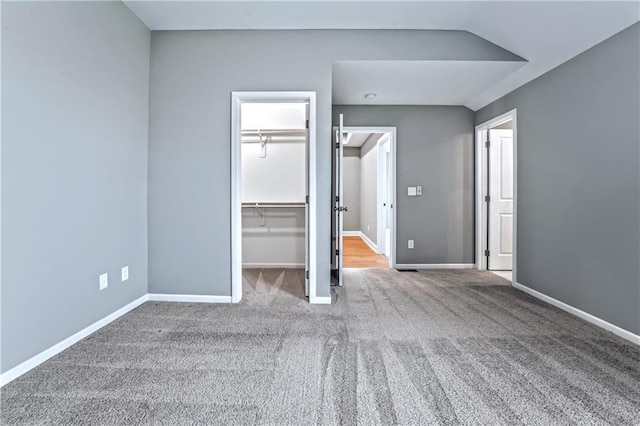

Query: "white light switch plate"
left=121, top=266, right=129, bottom=282
left=99, top=273, right=108, bottom=290
left=408, top=240, right=414, bottom=249
left=408, top=187, right=417, bottom=196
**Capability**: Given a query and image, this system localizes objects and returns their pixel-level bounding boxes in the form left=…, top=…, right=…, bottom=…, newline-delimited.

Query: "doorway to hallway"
left=343, top=235, right=389, bottom=268
left=331, top=121, right=397, bottom=281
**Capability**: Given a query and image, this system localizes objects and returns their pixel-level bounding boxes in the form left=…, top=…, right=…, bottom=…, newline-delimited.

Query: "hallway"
left=343, top=236, right=389, bottom=268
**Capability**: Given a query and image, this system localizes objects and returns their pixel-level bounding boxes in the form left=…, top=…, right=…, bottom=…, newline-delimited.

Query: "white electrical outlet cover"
left=121, top=266, right=129, bottom=282
left=408, top=187, right=417, bottom=196
left=417, top=186, right=422, bottom=196
left=99, top=273, right=108, bottom=290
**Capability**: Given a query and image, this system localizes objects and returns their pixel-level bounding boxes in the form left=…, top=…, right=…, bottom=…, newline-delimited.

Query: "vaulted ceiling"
left=124, top=1, right=639, bottom=110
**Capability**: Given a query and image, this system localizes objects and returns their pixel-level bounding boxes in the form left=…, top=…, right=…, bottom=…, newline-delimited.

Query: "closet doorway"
left=231, top=92, right=318, bottom=303
left=331, top=121, right=397, bottom=283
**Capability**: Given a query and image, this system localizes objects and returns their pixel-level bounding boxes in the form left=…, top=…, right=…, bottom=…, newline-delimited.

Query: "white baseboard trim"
left=242, top=263, right=304, bottom=269
left=148, top=294, right=232, bottom=303
left=514, top=282, right=640, bottom=346
left=0, top=294, right=149, bottom=387
left=395, top=264, right=475, bottom=269
left=1, top=283, right=336, bottom=386
left=359, top=232, right=379, bottom=253
left=343, top=231, right=379, bottom=254
left=310, top=296, right=332, bottom=304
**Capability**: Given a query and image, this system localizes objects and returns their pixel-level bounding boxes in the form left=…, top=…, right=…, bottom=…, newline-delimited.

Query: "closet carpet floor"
left=2, top=268, right=640, bottom=425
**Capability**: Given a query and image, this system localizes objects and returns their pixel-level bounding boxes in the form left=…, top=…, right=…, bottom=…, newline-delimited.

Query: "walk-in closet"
left=240, top=102, right=309, bottom=298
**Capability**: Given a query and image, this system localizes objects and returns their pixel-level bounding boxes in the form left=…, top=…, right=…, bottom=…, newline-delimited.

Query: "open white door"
left=334, top=115, right=345, bottom=285
left=385, top=150, right=391, bottom=259
left=488, top=128, right=514, bottom=270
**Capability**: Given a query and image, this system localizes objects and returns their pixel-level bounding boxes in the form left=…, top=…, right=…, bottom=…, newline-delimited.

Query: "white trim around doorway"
left=475, top=109, right=518, bottom=285
left=230, top=92, right=318, bottom=303
left=341, top=126, right=397, bottom=268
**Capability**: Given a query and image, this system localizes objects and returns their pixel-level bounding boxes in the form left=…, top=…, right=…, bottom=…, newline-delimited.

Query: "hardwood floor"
left=343, top=236, right=389, bottom=268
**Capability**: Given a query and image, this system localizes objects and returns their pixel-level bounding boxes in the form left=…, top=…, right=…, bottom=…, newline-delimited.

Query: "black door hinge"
left=485, top=140, right=490, bottom=148
left=484, top=249, right=490, bottom=257
left=306, top=270, right=309, bottom=279
left=485, top=195, right=490, bottom=202
left=336, top=249, right=339, bottom=256
left=305, top=195, right=309, bottom=204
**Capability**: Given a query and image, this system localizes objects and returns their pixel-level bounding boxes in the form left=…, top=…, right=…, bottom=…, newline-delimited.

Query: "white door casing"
left=488, top=128, right=514, bottom=270
left=338, top=126, right=397, bottom=269
left=304, top=103, right=310, bottom=297
left=231, top=91, right=318, bottom=303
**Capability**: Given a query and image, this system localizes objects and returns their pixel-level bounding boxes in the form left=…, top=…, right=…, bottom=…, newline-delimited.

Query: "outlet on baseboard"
left=99, top=273, right=108, bottom=290
left=121, top=266, right=129, bottom=282
left=408, top=240, right=414, bottom=249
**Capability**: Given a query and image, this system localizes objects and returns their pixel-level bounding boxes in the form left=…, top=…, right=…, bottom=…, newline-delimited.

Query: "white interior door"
left=488, top=128, right=514, bottom=270
left=384, top=149, right=391, bottom=259
left=335, top=115, right=345, bottom=285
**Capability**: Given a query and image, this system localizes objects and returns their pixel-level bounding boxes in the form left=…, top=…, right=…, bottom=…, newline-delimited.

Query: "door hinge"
left=305, top=119, right=309, bottom=129
left=336, top=249, right=340, bottom=256
left=485, top=195, right=490, bottom=202
left=484, top=249, right=490, bottom=257
left=336, top=142, right=340, bottom=149
left=305, top=195, right=309, bottom=204
left=485, top=140, right=490, bottom=148
left=305, top=270, right=309, bottom=279
left=336, top=196, right=339, bottom=203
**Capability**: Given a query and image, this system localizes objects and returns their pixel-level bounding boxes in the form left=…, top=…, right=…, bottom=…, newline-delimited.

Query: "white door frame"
left=231, top=92, right=317, bottom=303
left=342, top=126, right=397, bottom=268
left=475, top=109, right=518, bottom=285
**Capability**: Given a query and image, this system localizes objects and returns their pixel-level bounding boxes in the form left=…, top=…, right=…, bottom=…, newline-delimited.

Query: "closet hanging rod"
left=242, top=129, right=306, bottom=136
left=242, top=202, right=306, bottom=208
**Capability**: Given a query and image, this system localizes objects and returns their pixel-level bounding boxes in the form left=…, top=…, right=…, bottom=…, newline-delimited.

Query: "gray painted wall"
left=360, top=136, right=378, bottom=245
left=1, top=2, right=150, bottom=373
left=148, top=30, right=519, bottom=297
left=333, top=106, right=475, bottom=265
left=343, top=148, right=361, bottom=232
left=476, top=23, right=640, bottom=334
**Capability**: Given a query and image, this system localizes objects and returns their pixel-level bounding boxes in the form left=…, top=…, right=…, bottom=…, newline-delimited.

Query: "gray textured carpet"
left=2, top=268, right=639, bottom=425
